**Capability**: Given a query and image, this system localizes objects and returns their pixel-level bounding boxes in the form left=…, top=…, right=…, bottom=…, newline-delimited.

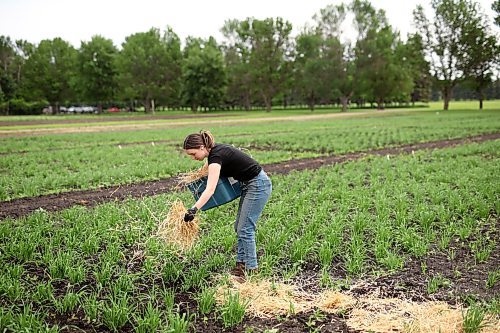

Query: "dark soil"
left=1, top=133, right=499, bottom=220
left=193, top=311, right=358, bottom=333
left=352, top=218, right=500, bottom=304
left=291, top=218, right=500, bottom=305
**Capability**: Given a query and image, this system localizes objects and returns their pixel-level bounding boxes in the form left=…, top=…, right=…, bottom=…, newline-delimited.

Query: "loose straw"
left=156, top=199, right=199, bottom=250
left=216, top=277, right=313, bottom=318
left=177, top=163, right=209, bottom=188
left=215, top=277, right=500, bottom=332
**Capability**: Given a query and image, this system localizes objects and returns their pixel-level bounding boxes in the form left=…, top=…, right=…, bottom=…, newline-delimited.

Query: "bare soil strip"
left=0, top=109, right=414, bottom=138
left=0, top=113, right=240, bottom=127
left=1, top=133, right=498, bottom=220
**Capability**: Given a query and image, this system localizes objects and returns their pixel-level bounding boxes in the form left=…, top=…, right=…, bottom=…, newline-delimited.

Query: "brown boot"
left=230, top=262, right=245, bottom=278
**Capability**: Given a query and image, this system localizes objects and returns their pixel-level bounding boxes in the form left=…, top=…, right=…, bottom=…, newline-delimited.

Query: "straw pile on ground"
left=156, top=199, right=199, bottom=250
left=347, top=297, right=499, bottom=332
left=177, top=163, right=209, bottom=187
left=217, top=277, right=314, bottom=318
left=216, top=277, right=500, bottom=332
left=347, top=297, right=463, bottom=333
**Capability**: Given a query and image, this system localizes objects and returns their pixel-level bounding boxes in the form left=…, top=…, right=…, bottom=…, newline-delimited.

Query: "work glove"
left=184, top=207, right=198, bottom=222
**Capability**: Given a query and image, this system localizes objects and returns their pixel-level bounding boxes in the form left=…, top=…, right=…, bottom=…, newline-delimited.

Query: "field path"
left=1, top=133, right=498, bottom=220
left=0, top=113, right=240, bottom=127
left=0, top=109, right=415, bottom=137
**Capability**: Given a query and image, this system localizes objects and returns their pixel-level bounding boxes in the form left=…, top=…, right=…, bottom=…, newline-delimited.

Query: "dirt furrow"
left=1, top=133, right=498, bottom=220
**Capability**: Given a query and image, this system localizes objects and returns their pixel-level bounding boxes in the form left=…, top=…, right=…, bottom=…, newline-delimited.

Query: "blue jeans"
left=235, top=170, right=272, bottom=269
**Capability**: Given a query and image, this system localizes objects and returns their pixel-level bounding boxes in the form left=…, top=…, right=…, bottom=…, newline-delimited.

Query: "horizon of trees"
left=0, top=0, right=498, bottom=115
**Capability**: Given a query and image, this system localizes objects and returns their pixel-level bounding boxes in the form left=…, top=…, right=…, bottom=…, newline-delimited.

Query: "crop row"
left=0, top=140, right=498, bottom=331
left=1, top=109, right=499, bottom=154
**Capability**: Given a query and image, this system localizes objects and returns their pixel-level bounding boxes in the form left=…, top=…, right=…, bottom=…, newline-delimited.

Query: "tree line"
left=0, top=0, right=498, bottom=115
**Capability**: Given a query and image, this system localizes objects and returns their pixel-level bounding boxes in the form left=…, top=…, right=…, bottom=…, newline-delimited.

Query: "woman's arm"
left=192, top=163, right=221, bottom=210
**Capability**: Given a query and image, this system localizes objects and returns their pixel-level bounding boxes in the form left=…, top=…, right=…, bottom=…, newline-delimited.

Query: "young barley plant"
left=102, top=295, right=131, bottom=332
left=486, top=270, right=499, bottom=289
left=10, top=305, right=58, bottom=332
left=378, top=250, right=404, bottom=271
left=427, top=274, right=451, bottom=294
left=14, top=239, right=36, bottom=262
left=345, top=235, right=366, bottom=275
left=319, top=267, right=333, bottom=288
left=82, top=293, right=100, bottom=323
left=82, top=235, right=100, bottom=255
left=161, top=259, right=183, bottom=285
left=48, top=251, right=72, bottom=279
left=470, top=237, right=495, bottom=264
left=1, top=277, right=23, bottom=302
left=7, top=264, right=24, bottom=280
left=318, top=242, right=334, bottom=269
left=161, top=288, right=175, bottom=313
left=112, top=274, right=135, bottom=297
left=67, top=264, right=86, bottom=284
left=94, top=262, right=114, bottom=286
left=0, top=307, right=13, bottom=332
left=197, top=286, right=216, bottom=315
left=219, top=291, right=247, bottom=328
left=54, top=292, right=80, bottom=314
left=133, top=301, right=162, bottom=333
left=166, top=310, right=193, bottom=333
left=32, top=281, right=54, bottom=304
left=462, top=304, right=489, bottom=333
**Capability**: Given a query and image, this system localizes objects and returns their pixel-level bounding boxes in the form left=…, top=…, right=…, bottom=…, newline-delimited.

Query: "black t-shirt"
left=208, top=144, right=262, bottom=181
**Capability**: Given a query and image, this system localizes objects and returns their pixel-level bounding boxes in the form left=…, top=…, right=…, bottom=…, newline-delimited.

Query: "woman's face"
left=185, top=147, right=207, bottom=161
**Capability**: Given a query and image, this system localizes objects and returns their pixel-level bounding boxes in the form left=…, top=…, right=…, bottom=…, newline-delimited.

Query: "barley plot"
left=0, top=106, right=498, bottom=332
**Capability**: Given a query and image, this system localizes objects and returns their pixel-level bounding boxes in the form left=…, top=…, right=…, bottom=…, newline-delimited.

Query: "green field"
left=1, top=106, right=499, bottom=201
left=0, top=101, right=499, bottom=332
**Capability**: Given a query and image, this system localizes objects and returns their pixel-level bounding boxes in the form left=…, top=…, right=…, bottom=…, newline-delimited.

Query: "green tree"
left=0, top=36, right=17, bottom=108
left=182, top=37, right=227, bottom=111
left=493, top=0, right=500, bottom=26
left=352, top=1, right=412, bottom=109
left=466, top=42, right=498, bottom=110
left=22, top=38, right=77, bottom=113
left=223, top=17, right=293, bottom=112
left=351, top=0, right=387, bottom=39
left=413, top=0, right=485, bottom=110
left=78, top=35, right=118, bottom=112
left=399, top=34, right=432, bottom=104
left=0, top=37, right=33, bottom=114
left=460, top=6, right=499, bottom=109
left=294, top=29, right=325, bottom=111
left=355, top=27, right=413, bottom=109
left=221, top=19, right=253, bottom=110
left=313, top=3, right=354, bottom=112
left=116, top=27, right=182, bottom=113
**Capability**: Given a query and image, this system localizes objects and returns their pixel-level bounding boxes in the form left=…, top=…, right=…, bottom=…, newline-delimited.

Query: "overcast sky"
left=0, top=0, right=497, bottom=48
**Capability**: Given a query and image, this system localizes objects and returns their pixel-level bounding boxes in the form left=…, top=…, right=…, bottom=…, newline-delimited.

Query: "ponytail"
left=183, top=130, right=215, bottom=149
left=200, top=130, right=215, bottom=149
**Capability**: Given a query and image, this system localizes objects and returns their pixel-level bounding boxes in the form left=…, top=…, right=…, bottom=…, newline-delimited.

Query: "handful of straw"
left=177, top=163, right=209, bottom=188
left=157, top=199, right=200, bottom=250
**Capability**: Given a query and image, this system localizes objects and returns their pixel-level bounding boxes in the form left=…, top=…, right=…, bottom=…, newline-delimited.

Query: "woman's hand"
left=184, top=207, right=198, bottom=222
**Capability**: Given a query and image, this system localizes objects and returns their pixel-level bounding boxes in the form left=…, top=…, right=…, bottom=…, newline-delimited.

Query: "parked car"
left=108, top=107, right=121, bottom=112
left=81, top=106, right=97, bottom=113
left=67, top=106, right=98, bottom=114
